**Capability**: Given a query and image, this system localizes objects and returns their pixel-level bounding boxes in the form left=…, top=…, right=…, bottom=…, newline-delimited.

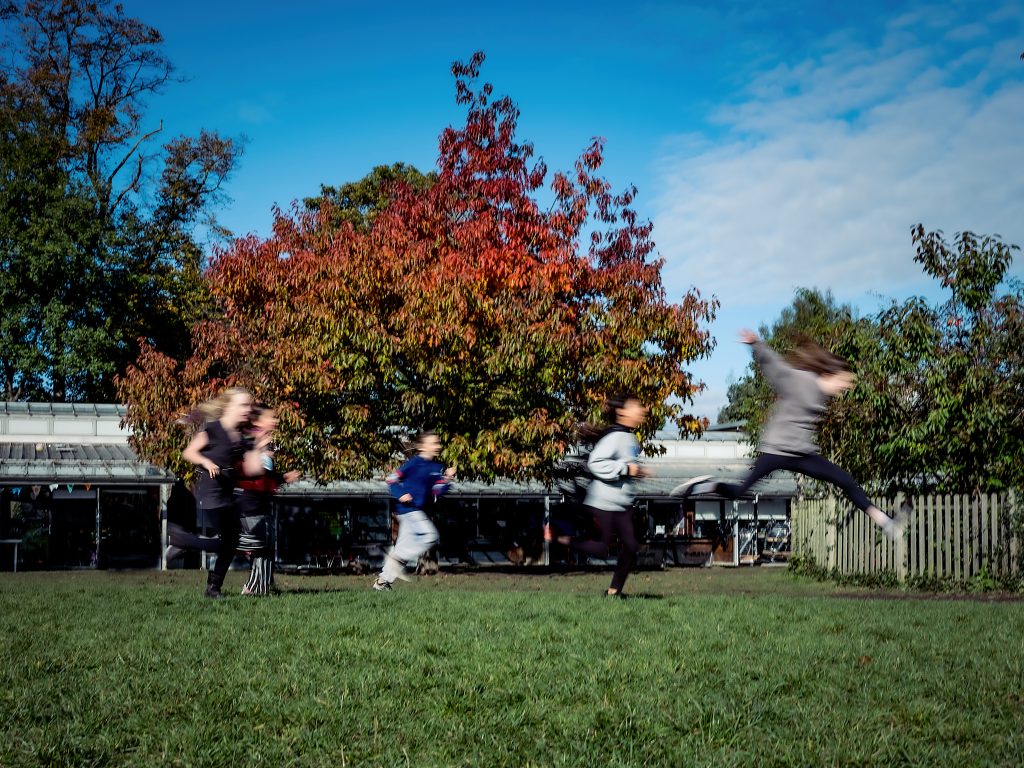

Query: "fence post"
left=912, top=495, right=920, bottom=577
left=978, top=495, right=987, bottom=573
left=974, top=493, right=983, bottom=577
left=1010, top=490, right=1020, bottom=579
left=954, top=494, right=963, bottom=584
left=942, top=493, right=951, bottom=580
left=824, top=497, right=836, bottom=572
left=921, top=495, right=929, bottom=581
left=989, top=493, right=1000, bottom=576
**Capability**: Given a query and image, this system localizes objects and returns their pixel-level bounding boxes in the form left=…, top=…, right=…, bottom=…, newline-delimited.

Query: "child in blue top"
left=373, top=431, right=456, bottom=591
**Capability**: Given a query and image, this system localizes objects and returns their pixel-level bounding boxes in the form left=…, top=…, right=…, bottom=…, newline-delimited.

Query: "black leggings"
left=205, top=503, right=241, bottom=589
left=571, top=506, right=639, bottom=592
left=167, top=522, right=220, bottom=553
left=717, top=452, right=874, bottom=511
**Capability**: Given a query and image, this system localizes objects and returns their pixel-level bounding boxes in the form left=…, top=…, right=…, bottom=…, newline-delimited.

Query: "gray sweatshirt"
left=753, top=340, right=830, bottom=457
left=585, top=427, right=640, bottom=512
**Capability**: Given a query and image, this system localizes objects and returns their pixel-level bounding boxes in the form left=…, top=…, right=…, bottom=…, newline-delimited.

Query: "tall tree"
left=719, top=229, right=1023, bottom=495
left=0, top=0, right=241, bottom=401
left=858, top=227, right=1024, bottom=494
left=304, top=162, right=437, bottom=232
left=119, top=52, right=718, bottom=482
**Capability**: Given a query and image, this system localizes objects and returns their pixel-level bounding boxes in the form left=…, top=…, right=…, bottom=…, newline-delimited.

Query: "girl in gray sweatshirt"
left=678, top=331, right=904, bottom=540
left=550, top=394, right=652, bottom=597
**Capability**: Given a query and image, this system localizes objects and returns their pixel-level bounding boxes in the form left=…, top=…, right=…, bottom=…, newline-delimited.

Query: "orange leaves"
left=121, top=53, right=717, bottom=482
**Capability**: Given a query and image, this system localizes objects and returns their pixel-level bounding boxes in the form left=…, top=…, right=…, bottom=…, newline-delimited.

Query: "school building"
left=0, top=402, right=798, bottom=573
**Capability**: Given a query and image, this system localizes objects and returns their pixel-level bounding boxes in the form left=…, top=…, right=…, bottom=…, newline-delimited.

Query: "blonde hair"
left=197, top=387, right=252, bottom=421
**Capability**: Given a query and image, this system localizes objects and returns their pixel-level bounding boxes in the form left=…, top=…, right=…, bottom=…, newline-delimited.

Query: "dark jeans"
left=717, top=452, right=874, bottom=511
left=571, top=505, right=639, bottom=593
left=205, top=502, right=241, bottom=589
left=167, top=522, right=220, bottom=553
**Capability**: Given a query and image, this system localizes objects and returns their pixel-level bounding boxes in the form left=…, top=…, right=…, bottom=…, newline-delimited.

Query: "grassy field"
left=1, top=568, right=1022, bottom=767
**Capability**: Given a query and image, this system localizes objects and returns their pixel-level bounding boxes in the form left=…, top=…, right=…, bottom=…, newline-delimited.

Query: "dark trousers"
left=717, top=452, right=874, bottom=511
left=238, top=491, right=274, bottom=596
left=205, top=503, right=241, bottom=589
left=167, top=522, right=220, bottom=553
left=571, top=505, right=639, bottom=592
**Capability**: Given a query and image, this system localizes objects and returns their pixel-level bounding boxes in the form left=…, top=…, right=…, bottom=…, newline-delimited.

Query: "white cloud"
left=652, top=3, right=1024, bottom=422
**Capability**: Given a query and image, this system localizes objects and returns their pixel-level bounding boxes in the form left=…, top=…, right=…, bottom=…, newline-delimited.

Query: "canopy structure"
left=278, top=466, right=797, bottom=500
left=0, top=442, right=173, bottom=485
left=0, top=402, right=173, bottom=486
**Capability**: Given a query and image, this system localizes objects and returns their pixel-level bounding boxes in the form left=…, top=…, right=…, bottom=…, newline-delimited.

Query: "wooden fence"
left=790, top=492, right=1021, bottom=583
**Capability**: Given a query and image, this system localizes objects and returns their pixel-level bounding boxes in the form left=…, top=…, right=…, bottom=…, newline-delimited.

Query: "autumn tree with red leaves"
left=118, top=53, right=717, bottom=482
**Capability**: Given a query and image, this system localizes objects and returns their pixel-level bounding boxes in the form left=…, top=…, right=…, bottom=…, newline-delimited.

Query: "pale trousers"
left=381, top=510, right=439, bottom=583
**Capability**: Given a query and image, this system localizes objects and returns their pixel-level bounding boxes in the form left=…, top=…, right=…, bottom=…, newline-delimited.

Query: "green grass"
left=1, top=568, right=1022, bottom=767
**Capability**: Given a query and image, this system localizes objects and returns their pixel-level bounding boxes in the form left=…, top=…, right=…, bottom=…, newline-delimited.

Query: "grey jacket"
left=584, top=427, right=640, bottom=512
left=753, top=340, right=829, bottom=456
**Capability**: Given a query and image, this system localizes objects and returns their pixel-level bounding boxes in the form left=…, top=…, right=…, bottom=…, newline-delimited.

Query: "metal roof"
left=0, top=402, right=126, bottom=417
left=278, top=463, right=797, bottom=499
left=0, top=442, right=173, bottom=484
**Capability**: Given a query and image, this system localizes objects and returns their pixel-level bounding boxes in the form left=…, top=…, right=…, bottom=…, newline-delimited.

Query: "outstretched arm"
left=433, top=466, right=456, bottom=498
left=740, top=329, right=795, bottom=391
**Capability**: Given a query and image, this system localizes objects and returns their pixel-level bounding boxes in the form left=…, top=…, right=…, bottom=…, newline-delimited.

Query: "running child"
left=373, top=431, right=455, bottom=591
left=181, top=387, right=252, bottom=598
left=235, top=404, right=301, bottom=596
left=549, top=394, right=652, bottom=598
left=674, top=330, right=904, bottom=540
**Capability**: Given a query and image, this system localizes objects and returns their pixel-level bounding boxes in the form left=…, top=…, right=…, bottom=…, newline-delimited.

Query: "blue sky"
left=136, top=0, right=1024, bottom=423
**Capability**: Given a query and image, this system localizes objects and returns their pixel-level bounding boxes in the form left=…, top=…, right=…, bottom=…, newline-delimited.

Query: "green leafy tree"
left=0, top=78, right=108, bottom=399
left=860, top=227, right=1023, bottom=493
left=0, top=0, right=241, bottom=401
left=719, top=229, right=1023, bottom=495
left=304, top=162, right=437, bottom=232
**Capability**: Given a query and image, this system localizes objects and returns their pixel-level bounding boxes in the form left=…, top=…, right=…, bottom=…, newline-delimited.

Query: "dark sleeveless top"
left=195, top=420, right=245, bottom=509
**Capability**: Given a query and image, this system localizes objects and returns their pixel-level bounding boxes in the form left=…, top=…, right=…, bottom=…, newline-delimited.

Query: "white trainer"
left=669, top=475, right=715, bottom=498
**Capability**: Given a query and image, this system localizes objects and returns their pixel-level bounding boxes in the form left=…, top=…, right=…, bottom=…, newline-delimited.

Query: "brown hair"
left=250, top=402, right=273, bottom=417
left=786, top=339, right=851, bottom=376
left=577, top=393, right=641, bottom=444
left=399, top=430, right=439, bottom=457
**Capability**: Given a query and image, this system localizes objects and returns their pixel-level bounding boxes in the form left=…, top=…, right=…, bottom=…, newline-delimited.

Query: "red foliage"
left=118, top=53, right=717, bottom=481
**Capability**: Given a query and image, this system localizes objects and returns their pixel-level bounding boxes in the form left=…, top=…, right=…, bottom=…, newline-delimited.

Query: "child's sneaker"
left=371, top=578, right=392, bottom=592
left=883, top=509, right=908, bottom=541
left=669, top=475, right=715, bottom=498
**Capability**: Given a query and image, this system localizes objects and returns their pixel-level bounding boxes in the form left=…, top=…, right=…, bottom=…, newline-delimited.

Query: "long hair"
left=577, top=393, right=639, bottom=445
left=786, top=339, right=851, bottom=376
left=196, top=386, right=252, bottom=421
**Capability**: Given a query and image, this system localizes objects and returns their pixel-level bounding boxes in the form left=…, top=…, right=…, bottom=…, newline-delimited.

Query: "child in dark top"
left=675, top=330, right=905, bottom=540
left=373, top=431, right=455, bottom=591
left=181, top=387, right=252, bottom=598
left=235, top=404, right=300, bottom=596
